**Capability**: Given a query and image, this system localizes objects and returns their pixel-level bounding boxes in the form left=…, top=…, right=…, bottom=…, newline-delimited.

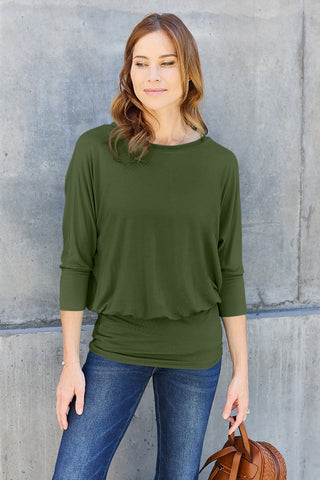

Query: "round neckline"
left=110, top=121, right=208, bottom=151
left=149, top=134, right=207, bottom=151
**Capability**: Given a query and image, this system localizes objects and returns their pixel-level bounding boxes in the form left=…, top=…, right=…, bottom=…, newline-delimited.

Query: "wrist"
left=232, top=363, right=248, bottom=377
left=61, top=360, right=80, bottom=367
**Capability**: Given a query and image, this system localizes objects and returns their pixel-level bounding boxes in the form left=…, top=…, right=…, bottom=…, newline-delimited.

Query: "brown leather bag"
left=198, top=417, right=287, bottom=479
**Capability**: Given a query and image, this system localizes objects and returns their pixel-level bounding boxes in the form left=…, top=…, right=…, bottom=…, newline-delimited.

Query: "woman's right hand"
left=56, top=363, right=86, bottom=430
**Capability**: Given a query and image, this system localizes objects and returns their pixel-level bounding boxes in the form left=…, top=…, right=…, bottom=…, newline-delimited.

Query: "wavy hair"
left=109, top=12, right=208, bottom=164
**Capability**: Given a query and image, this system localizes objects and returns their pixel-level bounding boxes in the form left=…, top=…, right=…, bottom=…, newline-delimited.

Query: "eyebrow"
left=133, top=54, right=177, bottom=59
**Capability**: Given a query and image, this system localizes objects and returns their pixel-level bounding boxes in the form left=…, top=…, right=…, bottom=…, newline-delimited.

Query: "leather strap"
left=229, top=451, right=242, bottom=480
left=228, top=416, right=252, bottom=462
left=198, top=445, right=238, bottom=473
left=203, top=450, right=243, bottom=480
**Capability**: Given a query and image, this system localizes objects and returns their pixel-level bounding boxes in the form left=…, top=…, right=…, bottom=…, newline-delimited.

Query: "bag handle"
left=228, top=415, right=252, bottom=462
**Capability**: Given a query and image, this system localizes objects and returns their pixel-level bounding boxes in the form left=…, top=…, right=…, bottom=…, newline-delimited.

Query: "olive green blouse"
left=59, top=122, right=247, bottom=369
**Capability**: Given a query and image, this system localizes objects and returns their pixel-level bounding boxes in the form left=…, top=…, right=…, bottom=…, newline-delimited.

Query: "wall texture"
left=1, top=1, right=319, bottom=479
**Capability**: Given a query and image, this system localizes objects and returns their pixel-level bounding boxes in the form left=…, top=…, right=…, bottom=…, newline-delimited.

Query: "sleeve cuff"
left=59, top=268, right=90, bottom=310
left=218, top=274, right=247, bottom=317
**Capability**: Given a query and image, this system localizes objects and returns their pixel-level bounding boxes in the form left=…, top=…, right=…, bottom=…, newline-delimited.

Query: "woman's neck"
left=145, top=111, right=199, bottom=146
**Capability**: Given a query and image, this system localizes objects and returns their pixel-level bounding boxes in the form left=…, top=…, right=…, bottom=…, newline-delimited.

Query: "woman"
left=52, top=12, right=249, bottom=480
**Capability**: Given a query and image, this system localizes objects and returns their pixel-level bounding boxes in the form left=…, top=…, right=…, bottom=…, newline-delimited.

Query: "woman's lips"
left=144, top=89, right=167, bottom=95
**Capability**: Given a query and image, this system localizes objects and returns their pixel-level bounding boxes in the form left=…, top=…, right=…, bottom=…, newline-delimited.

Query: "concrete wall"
left=1, top=1, right=319, bottom=479
left=2, top=313, right=319, bottom=479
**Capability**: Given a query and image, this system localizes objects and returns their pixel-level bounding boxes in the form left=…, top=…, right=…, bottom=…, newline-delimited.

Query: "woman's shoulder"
left=205, top=134, right=235, bottom=155
left=67, top=123, right=116, bottom=173
left=204, top=135, right=239, bottom=172
left=75, top=122, right=116, bottom=147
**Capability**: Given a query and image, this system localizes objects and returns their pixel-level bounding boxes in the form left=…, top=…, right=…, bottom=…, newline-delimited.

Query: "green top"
left=59, top=122, right=247, bottom=369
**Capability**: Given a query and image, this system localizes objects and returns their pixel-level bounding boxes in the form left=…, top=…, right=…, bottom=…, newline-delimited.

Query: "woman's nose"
left=147, top=64, right=161, bottom=81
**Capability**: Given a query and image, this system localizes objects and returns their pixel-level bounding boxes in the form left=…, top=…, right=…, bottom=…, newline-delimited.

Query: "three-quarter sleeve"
left=217, top=154, right=247, bottom=317
left=59, top=135, right=97, bottom=310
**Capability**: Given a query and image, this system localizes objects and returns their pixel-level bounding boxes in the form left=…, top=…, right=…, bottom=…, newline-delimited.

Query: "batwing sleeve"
left=217, top=153, right=247, bottom=317
left=59, top=134, right=97, bottom=310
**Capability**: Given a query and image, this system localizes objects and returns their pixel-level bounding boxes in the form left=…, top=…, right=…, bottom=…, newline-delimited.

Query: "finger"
left=75, top=388, right=85, bottom=415
left=59, top=402, right=70, bottom=430
left=228, top=416, right=240, bottom=435
left=237, top=403, right=248, bottom=424
left=56, top=396, right=66, bottom=431
left=57, top=395, right=71, bottom=430
left=56, top=401, right=66, bottom=430
left=222, top=397, right=235, bottom=420
left=228, top=408, right=247, bottom=435
left=56, top=401, right=62, bottom=430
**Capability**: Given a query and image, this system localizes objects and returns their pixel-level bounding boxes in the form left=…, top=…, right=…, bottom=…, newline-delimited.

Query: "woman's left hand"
left=222, top=373, right=249, bottom=435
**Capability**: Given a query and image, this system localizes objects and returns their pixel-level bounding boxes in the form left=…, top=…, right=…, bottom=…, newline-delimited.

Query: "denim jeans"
left=52, top=350, right=222, bottom=480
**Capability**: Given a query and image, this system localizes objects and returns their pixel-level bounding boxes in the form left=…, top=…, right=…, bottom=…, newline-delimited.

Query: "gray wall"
left=1, top=1, right=319, bottom=479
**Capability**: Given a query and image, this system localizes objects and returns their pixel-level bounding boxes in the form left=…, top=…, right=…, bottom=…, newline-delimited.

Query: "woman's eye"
left=134, top=61, right=175, bottom=67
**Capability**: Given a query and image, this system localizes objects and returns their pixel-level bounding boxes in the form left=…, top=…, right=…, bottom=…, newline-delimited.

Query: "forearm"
left=221, top=314, right=248, bottom=376
left=60, top=310, right=84, bottom=362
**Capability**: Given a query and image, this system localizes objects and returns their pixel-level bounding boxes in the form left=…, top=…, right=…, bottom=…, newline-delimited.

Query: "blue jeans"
left=52, top=350, right=222, bottom=480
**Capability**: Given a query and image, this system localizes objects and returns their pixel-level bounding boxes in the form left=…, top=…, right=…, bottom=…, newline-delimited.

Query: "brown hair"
left=109, top=12, right=208, bottom=164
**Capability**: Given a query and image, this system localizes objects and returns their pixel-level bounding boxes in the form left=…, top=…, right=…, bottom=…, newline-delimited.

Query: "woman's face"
left=130, top=30, right=184, bottom=115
